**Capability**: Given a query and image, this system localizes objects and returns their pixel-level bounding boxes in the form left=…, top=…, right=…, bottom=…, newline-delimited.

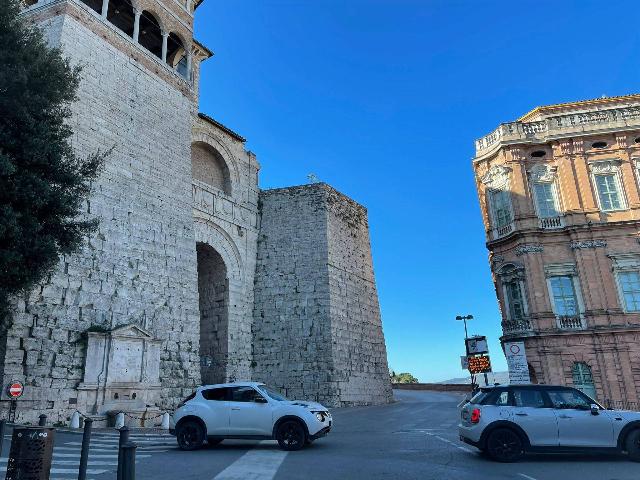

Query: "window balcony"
left=492, top=222, right=514, bottom=239
left=501, top=318, right=532, bottom=335
left=539, top=215, right=564, bottom=229
left=556, top=315, right=585, bottom=330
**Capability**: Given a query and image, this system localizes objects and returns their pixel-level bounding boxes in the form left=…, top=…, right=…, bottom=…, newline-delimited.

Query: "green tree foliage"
left=390, top=371, right=419, bottom=384
left=0, top=0, right=106, bottom=321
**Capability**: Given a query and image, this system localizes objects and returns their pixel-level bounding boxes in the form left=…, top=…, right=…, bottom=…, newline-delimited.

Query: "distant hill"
left=437, top=371, right=510, bottom=386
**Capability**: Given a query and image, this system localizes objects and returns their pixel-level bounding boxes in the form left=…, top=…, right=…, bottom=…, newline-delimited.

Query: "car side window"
left=202, top=387, right=228, bottom=401
left=548, top=389, right=591, bottom=410
left=229, top=386, right=263, bottom=402
left=513, top=389, right=545, bottom=408
left=493, top=391, right=510, bottom=406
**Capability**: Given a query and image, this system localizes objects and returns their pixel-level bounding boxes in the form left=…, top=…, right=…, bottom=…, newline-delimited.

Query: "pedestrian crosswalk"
left=0, top=430, right=177, bottom=479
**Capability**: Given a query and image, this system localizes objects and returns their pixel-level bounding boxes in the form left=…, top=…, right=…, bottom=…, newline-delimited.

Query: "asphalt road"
left=3, top=390, right=639, bottom=479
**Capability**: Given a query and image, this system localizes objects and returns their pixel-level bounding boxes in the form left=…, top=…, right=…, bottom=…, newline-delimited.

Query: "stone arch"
left=167, top=32, right=189, bottom=78
left=191, top=142, right=232, bottom=195
left=193, top=219, right=242, bottom=282
left=138, top=10, right=163, bottom=58
left=191, top=131, right=240, bottom=195
left=106, top=0, right=135, bottom=37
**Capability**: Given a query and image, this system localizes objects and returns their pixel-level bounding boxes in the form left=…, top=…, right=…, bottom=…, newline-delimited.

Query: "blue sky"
left=194, top=0, right=640, bottom=382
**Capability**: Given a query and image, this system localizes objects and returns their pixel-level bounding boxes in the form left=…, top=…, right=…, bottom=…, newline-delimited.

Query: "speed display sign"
left=467, top=355, right=492, bottom=374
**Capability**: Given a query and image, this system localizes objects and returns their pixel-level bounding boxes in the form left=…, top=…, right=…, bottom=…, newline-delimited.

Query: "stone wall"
left=2, top=8, right=201, bottom=423
left=253, top=184, right=392, bottom=406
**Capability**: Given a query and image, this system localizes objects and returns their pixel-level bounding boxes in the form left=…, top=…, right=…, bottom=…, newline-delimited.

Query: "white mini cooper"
left=171, top=382, right=332, bottom=451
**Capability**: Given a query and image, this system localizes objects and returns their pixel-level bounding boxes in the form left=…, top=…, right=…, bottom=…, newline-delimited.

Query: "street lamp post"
left=456, top=314, right=475, bottom=390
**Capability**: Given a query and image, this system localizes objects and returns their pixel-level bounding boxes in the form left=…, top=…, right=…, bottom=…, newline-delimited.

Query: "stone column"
left=186, top=51, right=193, bottom=81
left=133, top=9, right=142, bottom=43
left=101, top=0, right=108, bottom=18
left=161, top=32, right=169, bottom=63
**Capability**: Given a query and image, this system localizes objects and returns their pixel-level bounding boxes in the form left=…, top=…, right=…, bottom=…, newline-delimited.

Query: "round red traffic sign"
left=7, top=382, right=23, bottom=399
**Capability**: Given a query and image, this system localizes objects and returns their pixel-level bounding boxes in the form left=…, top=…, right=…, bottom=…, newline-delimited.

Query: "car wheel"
left=486, top=428, right=524, bottom=462
left=625, top=429, right=640, bottom=462
left=176, top=420, right=205, bottom=451
left=276, top=420, right=306, bottom=451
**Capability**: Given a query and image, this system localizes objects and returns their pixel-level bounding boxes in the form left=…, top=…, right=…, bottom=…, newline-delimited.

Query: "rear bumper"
left=310, top=426, right=331, bottom=440
left=460, top=435, right=480, bottom=448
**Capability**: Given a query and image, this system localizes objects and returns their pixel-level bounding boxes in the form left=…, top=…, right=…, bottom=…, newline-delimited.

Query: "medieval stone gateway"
left=3, top=0, right=393, bottom=423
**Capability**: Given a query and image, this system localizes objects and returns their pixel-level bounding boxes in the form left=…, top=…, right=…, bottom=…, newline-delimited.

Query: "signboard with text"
left=466, top=336, right=489, bottom=355
left=468, top=355, right=492, bottom=374
left=460, top=356, right=469, bottom=370
left=504, top=341, right=531, bottom=384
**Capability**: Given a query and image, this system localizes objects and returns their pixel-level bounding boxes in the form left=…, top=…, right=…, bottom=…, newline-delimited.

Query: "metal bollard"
left=78, top=418, right=93, bottom=480
left=0, top=420, right=6, bottom=457
left=121, top=442, right=137, bottom=480
left=38, top=414, right=47, bottom=427
left=117, top=426, right=130, bottom=480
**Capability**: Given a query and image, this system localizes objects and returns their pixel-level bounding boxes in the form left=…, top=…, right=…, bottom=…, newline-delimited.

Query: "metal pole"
left=39, top=414, right=47, bottom=426
left=117, top=426, right=130, bottom=480
left=78, top=418, right=93, bottom=480
left=0, top=419, right=6, bottom=457
left=121, top=442, right=137, bottom=480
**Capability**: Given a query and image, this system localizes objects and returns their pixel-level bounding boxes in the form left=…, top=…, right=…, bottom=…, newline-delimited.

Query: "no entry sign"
left=7, top=382, right=23, bottom=399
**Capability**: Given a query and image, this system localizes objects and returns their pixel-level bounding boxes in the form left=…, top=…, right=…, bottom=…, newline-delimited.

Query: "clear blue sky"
left=194, top=0, right=640, bottom=382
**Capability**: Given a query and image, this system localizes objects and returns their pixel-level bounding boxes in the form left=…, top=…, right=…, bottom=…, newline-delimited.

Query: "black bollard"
left=78, top=418, right=93, bottom=480
left=117, top=426, right=130, bottom=480
left=38, top=414, right=47, bottom=427
left=0, top=420, right=6, bottom=458
left=121, top=442, right=137, bottom=480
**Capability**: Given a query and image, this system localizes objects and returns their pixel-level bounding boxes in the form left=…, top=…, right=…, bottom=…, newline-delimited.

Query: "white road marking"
left=517, top=474, right=538, bottom=480
left=0, top=466, right=108, bottom=475
left=213, top=445, right=288, bottom=480
left=433, top=435, right=474, bottom=453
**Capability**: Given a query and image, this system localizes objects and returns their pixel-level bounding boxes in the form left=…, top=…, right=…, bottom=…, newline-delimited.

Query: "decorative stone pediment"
left=607, top=253, right=640, bottom=271
left=544, top=263, right=577, bottom=277
left=588, top=159, right=622, bottom=175
left=480, top=165, right=512, bottom=189
left=528, top=164, right=557, bottom=183
left=102, top=324, right=154, bottom=340
left=495, top=262, right=525, bottom=282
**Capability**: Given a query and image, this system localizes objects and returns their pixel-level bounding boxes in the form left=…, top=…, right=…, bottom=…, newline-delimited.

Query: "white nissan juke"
left=171, top=382, right=332, bottom=451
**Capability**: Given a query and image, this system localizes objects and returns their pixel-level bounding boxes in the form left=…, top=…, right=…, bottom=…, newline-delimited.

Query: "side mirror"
left=590, top=404, right=600, bottom=415
left=255, top=396, right=268, bottom=404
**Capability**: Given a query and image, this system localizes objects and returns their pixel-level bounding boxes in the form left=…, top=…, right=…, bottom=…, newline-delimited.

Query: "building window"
left=488, top=189, right=513, bottom=229
left=549, top=276, right=578, bottom=316
left=505, top=281, right=525, bottom=320
left=617, top=271, right=640, bottom=312
left=572, top=362, right=597, bottom=400
left=589, top=160, right=626, bottom=212
left=545, top=264, right=584, bottom=330
left=594, top=174, right=623, bottom=211
left=532, top=182, right=559, bottom=218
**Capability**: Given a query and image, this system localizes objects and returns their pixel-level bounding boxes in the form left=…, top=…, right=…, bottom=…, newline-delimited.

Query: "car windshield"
left=259, top=386, right=289, bottom=401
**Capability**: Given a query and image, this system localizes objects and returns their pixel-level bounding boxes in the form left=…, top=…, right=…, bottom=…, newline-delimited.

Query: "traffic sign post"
left=7, top=382, right=23, bottom=399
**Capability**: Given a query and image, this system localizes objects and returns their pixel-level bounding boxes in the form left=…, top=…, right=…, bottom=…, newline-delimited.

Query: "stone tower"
left=4, top=0, right=391, bottom=423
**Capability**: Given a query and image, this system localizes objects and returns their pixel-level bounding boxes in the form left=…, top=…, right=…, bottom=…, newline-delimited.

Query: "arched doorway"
left=572, top=362, right=597, bottom=400
left=196, top=242, right=229, bottom=384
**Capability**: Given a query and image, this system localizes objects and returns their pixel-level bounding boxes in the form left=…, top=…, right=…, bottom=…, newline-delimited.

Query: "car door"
left=228, top=386, right=274, bottom=436
left=510, top=388, right=558, bottom=446
left=199, top=387, right=231, bottom=435
left=547, top=388, right=615, bottom=447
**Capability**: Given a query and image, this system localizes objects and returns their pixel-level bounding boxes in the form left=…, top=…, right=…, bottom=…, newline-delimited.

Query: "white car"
left=171, top=382, right=332, bottom=451
left=459, top=385, right=640, bottom=462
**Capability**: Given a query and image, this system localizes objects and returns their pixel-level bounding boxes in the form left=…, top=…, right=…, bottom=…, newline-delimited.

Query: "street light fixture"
left=456, top=314, right=475, bottom=390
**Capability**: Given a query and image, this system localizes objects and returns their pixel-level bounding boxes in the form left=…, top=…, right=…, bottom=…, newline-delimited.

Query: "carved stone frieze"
left=588, top=159, right=622, bottom=175
left=570, top=240, right=607, bottom=249
left=480, top=164, right=512, bottom=189
left=528, top=164, right=558, bottom=183
left=515, top=244, right=544, bottom=256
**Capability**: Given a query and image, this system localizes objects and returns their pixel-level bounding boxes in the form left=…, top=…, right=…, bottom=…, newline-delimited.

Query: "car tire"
left=486, top=428, right=524, bottom=463
left=276, top=420, right=307, bottom=451
left=176, top=420, right=205, bottom=451
left=625, top=429, right=640, bottom=462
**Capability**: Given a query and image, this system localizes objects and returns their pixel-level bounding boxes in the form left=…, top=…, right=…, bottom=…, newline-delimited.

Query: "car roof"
left=481, top=384, right=576, bottom=391
left=197, top=381, right=265, bottom=390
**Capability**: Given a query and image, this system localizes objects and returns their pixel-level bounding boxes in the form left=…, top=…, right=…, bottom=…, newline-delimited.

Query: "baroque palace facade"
left=5, top=0, right=392, bottom=423
left=474, top=95, right=640, bottom=407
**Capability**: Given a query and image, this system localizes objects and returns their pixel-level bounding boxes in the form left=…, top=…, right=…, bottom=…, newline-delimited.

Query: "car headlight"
left=315, top=413, right=324, bottom=422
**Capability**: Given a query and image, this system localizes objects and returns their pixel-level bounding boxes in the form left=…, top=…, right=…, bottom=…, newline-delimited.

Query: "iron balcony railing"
left=501, top=318, right=532, bottom=335
left=539, top=215, right=564, bottom=229
left=556, top=315, right=585, bottom=330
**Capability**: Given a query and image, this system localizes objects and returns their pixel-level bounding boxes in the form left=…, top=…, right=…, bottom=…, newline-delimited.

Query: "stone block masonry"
left=253, top=184, right=392, bottom=406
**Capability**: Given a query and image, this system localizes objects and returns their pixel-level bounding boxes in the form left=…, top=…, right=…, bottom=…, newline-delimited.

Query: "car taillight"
left=471, top=408, right=481, bottom=424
